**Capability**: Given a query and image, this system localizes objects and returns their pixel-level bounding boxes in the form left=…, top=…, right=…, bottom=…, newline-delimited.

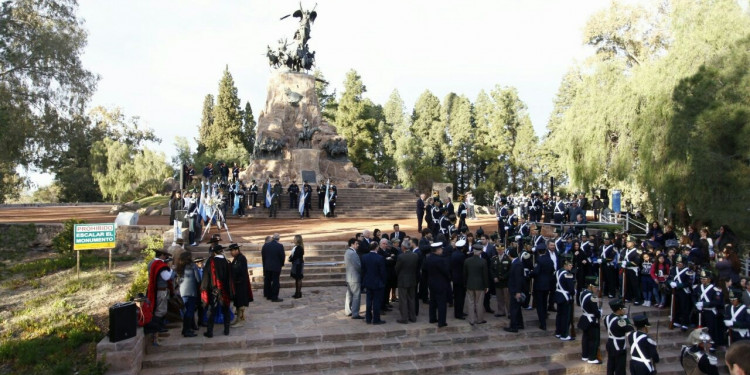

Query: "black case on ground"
left=109, top=301, right=137, bottom=342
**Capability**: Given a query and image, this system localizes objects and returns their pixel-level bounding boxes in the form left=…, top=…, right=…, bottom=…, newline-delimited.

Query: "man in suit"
left=359, top=229, right=373, bottom=257
left=361, top=241, right=387, bottom=324
left=344, top=238, right=363, bottom=319
left=395, top=240, right=419, bottom=323
left=416, top=194, right=425, bottom=233
left=505, top=247, right=527, bottom=333
left=261, top=233, right=285, bottom=302
left=480, top=234, right=498, bottom=314
left=464, top=244, right=489, bottom=325
left=425, top=242, right=451, bottom=327
left=451, top=239, right=468, bottom=320
left=444, top=197, right=455, bottom=218
left=390, top=223, right=406, bottom=243
left=532, top=241, right=556, bottom=330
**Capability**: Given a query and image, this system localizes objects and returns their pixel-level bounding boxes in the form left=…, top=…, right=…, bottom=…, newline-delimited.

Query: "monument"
left=242, top=5, right=369, bottom=186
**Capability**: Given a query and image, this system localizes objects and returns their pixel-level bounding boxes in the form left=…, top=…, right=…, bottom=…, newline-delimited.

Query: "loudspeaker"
left=109, top=302, right=137, bottom=342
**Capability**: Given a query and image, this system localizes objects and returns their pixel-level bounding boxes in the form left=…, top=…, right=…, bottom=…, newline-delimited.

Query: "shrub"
left=52, top=219, right=87, bottom=255
left=125, top=235, right=163, bottom=300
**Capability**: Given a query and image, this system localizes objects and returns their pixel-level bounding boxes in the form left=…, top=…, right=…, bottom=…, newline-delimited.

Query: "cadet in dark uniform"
left=497, top=198, right=509, bottom=243
left=628, top=315, right=659, bottom=375
left=425, top=242, right=450, bottom=327
left=491, top=244, right=511, bottom=317
left=287, top=180, right=299, bottom=209
left=317, top=180, right=326, bottom=209
left=554, top=259, right=576, bottom=340
left=622, top=235, right=643, bottom=305
left=451, top=238, right=468, bottom=320
left=668, top=255, right=693, bottom=331
left=601, top=232, right=619, bottom=298
left=680, top=328, right=719, bottom=375
left=270, top=180, right=282, bottom=218
left=249, top=180, right=258, bottom=207
left=528, top=192, right=543, bottom=222
left=553, top=195, right=565, bottom=224
left=725, top=288, right=750, bottom=343
left=605, top=299, right=633, bottom=375
left=301, top=181, right=312, bottom=217
left=578, top=276, right=602, bottom=364
left=693, top=269, right=723, bottom=350
left=504, top=247, right=526, bottom=333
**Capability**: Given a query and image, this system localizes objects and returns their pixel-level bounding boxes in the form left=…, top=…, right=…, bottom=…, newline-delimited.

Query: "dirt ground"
left=0, top=205, right=501, bottom=243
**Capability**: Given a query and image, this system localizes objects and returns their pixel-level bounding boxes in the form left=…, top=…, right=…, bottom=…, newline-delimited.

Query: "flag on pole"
left=299, top=191, right=307, bottom=216
left=323, top=179, right=330, bottom=216
left=199, top=182, right=207, bottom=222
left=232, top=181, right=240, bottom=215
left=265, top=182, right=272, bottom=208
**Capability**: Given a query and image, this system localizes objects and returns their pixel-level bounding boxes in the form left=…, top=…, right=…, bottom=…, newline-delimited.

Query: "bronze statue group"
left=405, top=191, right=748, bottom=374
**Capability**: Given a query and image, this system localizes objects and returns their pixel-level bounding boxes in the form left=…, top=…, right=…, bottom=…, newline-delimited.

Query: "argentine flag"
left=265, top=182, right=272, bottom=208
left=323, top=179, right=330, bottom=216
left=299, top=191, right=307, bottom=216
left=198, top=181, right=207, bottom=222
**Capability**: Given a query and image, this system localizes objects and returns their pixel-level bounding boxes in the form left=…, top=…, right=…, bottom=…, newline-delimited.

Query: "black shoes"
left=272, top=298, right=284, bottom=302
left=504, top=327, right=518, bottom=333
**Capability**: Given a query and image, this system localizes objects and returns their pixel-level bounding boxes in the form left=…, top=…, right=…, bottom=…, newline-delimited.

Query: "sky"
left=29, top=0, right=628, bottom=188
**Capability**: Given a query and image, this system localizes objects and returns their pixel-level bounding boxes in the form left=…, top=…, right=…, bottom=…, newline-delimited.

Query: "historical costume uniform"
left=287, top=181, right=299, bottom=209
left=680, top=328, right=719, bottom=375
left=628, top=315, right=660, bottom=375
left=668, top=255, right=694, bottom=331
left=505, top=247, right=527, bottom=332
left=528, top=192, right=543, bottom=222
left=229, top=244, right=253, bottom=325
left=725, top=288, right=750, bottom=343
left=692, top=270, right=724, bottom=349
left=578, top=276, right=601, bottom=364
left=200, top=245, right=234, bottom=337
left=601, top=232, right=619, bottom=298
left=248, top=180, right=258, bottom=207
left=497, top=199, right=509, bottom=243
left=553, top=197, right=565, bottom=224
left=622, top=235, right=643, bottom=305
left=605, top=299, right=633, bottom=375
left=554, top=259, right=576, bottom=340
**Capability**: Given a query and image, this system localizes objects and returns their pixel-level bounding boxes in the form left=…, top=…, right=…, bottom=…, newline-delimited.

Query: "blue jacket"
left=361, top=251, right=386, bottom=290
left=508, top=258, right=527, bottom=295
left=532, top=253, right=555, bottom=291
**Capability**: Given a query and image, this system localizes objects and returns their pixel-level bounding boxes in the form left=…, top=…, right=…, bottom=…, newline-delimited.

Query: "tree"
left=196, top=94, right=214, bottom=154
left=0, top=0, right=97, bottom=202
left=442, top=93, right=474, bottom=195
left=383, top=90, right=408, bottom=185
left=208, top=66, right=243, bottom=152
left=172, top=136, right=193, bottom=169
left=313, top=69, right=337, bottom=123
left=240, top=101, right=256, bottom=156
left=334, top=70, right=377, bottom=175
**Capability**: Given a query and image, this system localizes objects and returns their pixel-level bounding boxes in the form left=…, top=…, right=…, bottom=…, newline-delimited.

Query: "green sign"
left=74, top=223, right=116, bottom=250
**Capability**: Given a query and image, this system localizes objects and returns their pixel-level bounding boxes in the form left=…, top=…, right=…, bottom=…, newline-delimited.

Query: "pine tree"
left=240, top=101, right=256, bottom=156
left=197, top=94, right=214, bottom=155
left=442, top=93, right=474, bottom=195
left=314, top=69, right=337, bottom=123
left=334, top=70, right=376, bottom=175
left=206, top=66, right=243, bottom=153
left=383, top=90, right=408, bottom=184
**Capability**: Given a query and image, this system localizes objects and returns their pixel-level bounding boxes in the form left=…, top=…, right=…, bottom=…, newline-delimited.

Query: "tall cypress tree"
left=335, top=69, right=376, bottom=175
left=207, top=66, right=243, bottom=152
left=197, top=94, right=214, bottom=155
left=240, top=101, right=256, bottom=156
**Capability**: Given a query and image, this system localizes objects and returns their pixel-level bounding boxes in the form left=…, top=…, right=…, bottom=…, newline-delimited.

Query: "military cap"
left=633, top=315, right=650, bottom=328
left=699, top=269, right=713, bottom=280
left=431, top=242, right=443, bottom=248
left=626, top=235, right=638, bottom=243
left=602, top=232, right=613, bottom=240
left=472, top=243, right=484, bottom=252
left=675, top=255, right=685, bottom=264
left=609, top=298, right=625, bottom=311
left=585, top=275, right=599, bottom=287
left=580, top=230, right=589, bottom=237
left=688, top=328, right=711, bottom=346
left=729, top=288, right=742, bottom=300
left=207, top=234, right=222, bottom=244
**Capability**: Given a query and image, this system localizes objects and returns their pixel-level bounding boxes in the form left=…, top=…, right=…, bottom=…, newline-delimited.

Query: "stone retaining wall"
left=115, top=225, right=173, bottom=253
left=96, top=329, right=145, bottom=375
left=0, top=223, right=64, bottom=250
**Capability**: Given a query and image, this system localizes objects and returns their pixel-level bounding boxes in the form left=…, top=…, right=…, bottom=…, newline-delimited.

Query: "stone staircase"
left=240, top=188, right=417, bottom=219
left=138, top=299, right=729, bottom=375
left=186, top=242, right=347, bottom=289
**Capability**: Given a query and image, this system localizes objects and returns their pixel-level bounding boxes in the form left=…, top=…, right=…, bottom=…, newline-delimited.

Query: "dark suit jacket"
left=390, top=231, right=407, bottom=242
left=261, top=240, right=285, bottom=272
left=425, top=254, right=451, bottom=290
left=508, top=258, right=527, bottom=295
left=463, top=255, right=488, bottom=291
left=416, top=198, right=425, bottom=214
left=395, top=251, right=419, bottom=288
left=532, top=253, right=555, bottom=291
left=450, top=251, right=466, bottom=287
left=361, top=251, right=386, bottom=290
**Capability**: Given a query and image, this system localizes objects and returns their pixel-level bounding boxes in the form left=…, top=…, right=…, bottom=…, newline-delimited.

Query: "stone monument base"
left=242, top=150, right=368, bottom=185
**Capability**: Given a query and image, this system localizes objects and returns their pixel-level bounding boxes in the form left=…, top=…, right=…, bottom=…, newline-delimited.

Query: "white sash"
left=630, top=332, right=655, bottom=372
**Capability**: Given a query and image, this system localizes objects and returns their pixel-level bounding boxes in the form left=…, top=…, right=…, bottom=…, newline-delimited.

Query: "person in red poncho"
left=147, top=249, right=174, bottom=334
left=201, top=244, right=234, bottom=337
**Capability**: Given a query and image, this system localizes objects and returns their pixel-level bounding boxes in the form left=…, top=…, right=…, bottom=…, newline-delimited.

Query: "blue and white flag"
left=299, top=191, right=307, bottom=216
left=232, top=181, right=240, bottom=215
left=265, top=182, right=272, bottom=208
left=323, top=179, right=330, bottom=216
left=198, top=181, right=207, bottom=222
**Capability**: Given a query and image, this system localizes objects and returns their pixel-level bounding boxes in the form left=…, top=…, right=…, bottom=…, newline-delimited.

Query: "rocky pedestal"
left=241, top=71, right=369, bottom=186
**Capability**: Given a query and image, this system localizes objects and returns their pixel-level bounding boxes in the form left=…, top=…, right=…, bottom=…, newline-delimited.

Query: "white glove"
left=598, top=259, right=603, bottom=264
left=622, top=315, right=628, bottom=320
left=696, top=302, right=703, bottom=310
left=621, top=261, right=627, bottom=268
left=599, top=309, right=603, bottom=315
left=670, top=282, right=677, bottom=288
left=504, top=226, right=510, bottom=230
left=724, top=320, right=733, bottom=327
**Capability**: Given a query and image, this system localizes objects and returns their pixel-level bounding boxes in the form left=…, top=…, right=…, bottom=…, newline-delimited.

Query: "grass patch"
left=132, top=194, right=169, bottom=208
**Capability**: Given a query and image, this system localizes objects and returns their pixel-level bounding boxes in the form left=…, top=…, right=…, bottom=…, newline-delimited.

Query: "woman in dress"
left=289, top=235, right=305, bottom=299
